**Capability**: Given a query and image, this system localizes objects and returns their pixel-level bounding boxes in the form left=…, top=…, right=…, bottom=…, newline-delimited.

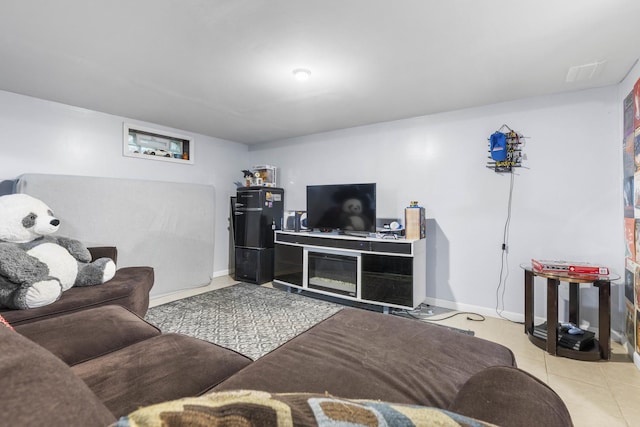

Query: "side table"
left=521, top=264, right=618, bottom=361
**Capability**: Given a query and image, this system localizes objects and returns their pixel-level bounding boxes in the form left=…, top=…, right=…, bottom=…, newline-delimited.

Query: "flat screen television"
left=306, top=183, right=376, bottom=232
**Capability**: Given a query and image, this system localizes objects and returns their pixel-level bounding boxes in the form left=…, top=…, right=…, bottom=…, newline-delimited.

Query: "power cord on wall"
left=495, top=171, right=522, bottom=324
left=413, top=311, right=486, bottom=322
left=392, top=304, right=485, bottom=323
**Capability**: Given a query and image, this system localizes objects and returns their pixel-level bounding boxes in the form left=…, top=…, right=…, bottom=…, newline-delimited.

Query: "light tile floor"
left=150, top=278, right=640, bottom=427
left=428, top=311, right=640, bottom=427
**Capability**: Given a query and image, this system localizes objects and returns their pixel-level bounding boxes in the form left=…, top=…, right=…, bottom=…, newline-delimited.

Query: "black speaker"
left=234, top=248, right=273, bottom=284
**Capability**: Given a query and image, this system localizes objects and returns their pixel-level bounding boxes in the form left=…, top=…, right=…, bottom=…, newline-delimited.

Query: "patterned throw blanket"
left=114, top=390, right=495, bottom=427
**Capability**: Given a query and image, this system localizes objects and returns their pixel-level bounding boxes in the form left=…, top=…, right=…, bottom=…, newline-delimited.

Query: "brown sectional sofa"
left=4, top=305, right=253, bottom=425
left=1, top=302, right=573, bottom=426
left=0, top=246, right=572, bottom=426
left=213, top=308, right=517, bottom=407
left=0, top=247, right=153, bottom=326
left=213, top=308, right=573, bottom=427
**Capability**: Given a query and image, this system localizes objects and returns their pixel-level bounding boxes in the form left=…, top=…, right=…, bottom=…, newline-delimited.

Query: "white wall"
left=618, top=61, right=640, bottom=114
left=0, top=86, right=626, bottom=331
left=249, top=87, right=625, bottom=331
left=0, top=90, right=247, bottom=279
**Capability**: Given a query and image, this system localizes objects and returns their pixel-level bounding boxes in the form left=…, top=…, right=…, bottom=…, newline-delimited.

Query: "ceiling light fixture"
left=292, top=68, right=311, bottom=82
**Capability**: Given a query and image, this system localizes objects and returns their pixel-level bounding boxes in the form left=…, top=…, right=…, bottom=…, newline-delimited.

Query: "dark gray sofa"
left=1, top=303, right=573, bottom=426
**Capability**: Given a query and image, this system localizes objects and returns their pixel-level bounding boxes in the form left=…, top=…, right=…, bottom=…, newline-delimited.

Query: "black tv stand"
left=273, top=231, right=426, bottom=310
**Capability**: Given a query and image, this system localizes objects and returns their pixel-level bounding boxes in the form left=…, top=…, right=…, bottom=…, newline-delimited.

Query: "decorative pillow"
left=0, top=314, right=14, bottom=331
left=113, top=390, right=496, bottom=427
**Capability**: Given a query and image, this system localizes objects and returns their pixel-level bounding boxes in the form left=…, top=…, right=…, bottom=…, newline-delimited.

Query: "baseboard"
left=213, top=269, right=231, bottom=277
left=149, top=276, right=238, bottom=308
left=424, top=297, right=631, bottom=340
left=611, top=329, right=625, bottom=344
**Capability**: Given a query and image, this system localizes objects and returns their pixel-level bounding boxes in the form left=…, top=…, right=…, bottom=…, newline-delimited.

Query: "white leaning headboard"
left=15, top=173, right=215, bottom=298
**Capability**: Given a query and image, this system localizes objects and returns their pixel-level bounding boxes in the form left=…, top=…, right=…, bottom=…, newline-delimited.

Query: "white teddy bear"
left=0, top=194, right=116, bottom=309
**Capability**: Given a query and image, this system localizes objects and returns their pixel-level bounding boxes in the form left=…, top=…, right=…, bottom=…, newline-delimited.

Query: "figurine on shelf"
left=242, top=170, right=253, bottom=187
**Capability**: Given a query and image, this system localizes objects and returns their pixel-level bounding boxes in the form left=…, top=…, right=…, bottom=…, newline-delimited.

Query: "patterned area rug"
left=145, top=283, right=343, bottom=360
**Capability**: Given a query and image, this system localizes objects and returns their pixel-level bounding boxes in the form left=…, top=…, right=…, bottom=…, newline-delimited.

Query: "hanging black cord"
left=495, top=171, right=522, bottom=324
left=418, top=311, right=486, bottom=322
left=394, top=308, right=485, bottom=322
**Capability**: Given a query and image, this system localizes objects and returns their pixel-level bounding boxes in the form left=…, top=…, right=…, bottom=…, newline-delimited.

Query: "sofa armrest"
left=449, top=366, right=573, bottom=427
left=0, top=323, right=116, bottom=425
left=88, top=246, right=118, bottom=264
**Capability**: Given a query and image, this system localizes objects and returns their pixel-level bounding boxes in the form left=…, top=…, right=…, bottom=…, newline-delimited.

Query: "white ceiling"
left=1, top=1, right=639, bottom=145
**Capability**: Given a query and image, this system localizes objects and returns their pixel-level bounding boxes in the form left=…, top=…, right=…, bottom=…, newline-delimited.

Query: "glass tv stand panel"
left=307, top=250, right=358, bottom=297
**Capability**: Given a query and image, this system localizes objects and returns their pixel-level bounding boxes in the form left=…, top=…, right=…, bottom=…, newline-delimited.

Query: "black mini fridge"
left=234, top=187, right=284, bottom=284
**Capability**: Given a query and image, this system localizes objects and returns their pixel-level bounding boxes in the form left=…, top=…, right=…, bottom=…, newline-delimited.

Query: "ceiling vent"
left=566, top=61, right=606, bottom=83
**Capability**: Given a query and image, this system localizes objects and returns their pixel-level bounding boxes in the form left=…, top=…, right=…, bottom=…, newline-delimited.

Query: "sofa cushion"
left=113, top=389, right=495, bottom=427
left=0, top=265, right=154, bottom=325
left=15, top=305, right=161, bottom=365
left=0, top=321, right=116, bottom=426
left=72, top=333, right=253, bottom=417
left=449, top=366, right=573, bottom=427
left=214, top=308, right=516, bottom=408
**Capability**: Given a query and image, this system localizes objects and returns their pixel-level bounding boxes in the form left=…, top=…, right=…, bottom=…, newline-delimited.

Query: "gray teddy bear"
left=0, top=194, right=116, bottom=309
